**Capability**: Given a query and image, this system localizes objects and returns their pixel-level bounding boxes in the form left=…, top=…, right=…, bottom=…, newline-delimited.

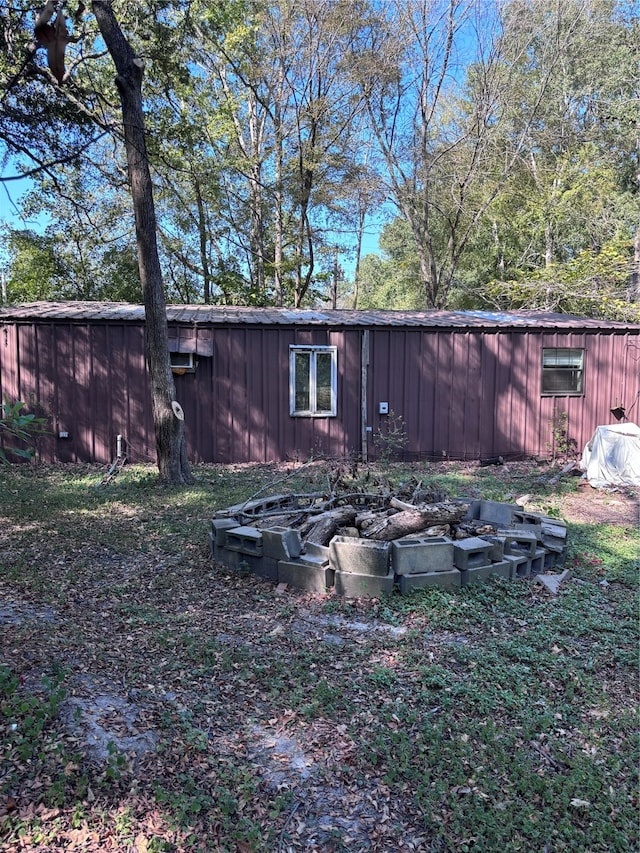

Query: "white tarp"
left=581, top=422, right=640, bottom=488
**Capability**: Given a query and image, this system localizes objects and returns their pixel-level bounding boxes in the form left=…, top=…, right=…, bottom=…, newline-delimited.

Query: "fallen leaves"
left=0, top=461, right=638, bottom=852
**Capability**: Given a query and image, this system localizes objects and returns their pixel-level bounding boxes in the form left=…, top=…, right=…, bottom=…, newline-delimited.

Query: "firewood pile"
left=223, top=478, right=498, bottom=548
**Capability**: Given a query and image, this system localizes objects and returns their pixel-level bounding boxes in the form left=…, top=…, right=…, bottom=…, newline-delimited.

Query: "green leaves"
left=0, top=399, right=48, bottom=463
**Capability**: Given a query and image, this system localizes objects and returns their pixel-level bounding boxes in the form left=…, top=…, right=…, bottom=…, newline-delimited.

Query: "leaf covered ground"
left=0, top=460, right=638, bottom=853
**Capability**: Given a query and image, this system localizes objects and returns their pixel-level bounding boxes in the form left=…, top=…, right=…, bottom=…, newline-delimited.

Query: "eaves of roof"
left=0, top=301, right=638, bottom=331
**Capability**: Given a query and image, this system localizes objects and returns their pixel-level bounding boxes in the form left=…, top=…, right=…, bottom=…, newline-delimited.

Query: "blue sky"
left=0, top=168, right=384, bottom=281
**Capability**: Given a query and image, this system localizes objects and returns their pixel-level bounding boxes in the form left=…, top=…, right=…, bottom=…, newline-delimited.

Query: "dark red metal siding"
left=367, top=327, right=639, bottom=461
left=368, top=329, right=496, bottom=460
left=32, top=323, right=57, bottom=461
left=0, top=321, right=155, bottom=465
left=196, top=326, right=360, bottom=464
left=1, top=319, right=637, bottom=465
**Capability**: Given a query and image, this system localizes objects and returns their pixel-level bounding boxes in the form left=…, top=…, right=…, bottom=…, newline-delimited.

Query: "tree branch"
left=0, top=130, right=111, bottom=181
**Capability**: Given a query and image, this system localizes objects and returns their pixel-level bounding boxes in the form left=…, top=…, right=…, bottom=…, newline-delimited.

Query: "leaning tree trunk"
left=92, top=1, right=193, bottom=484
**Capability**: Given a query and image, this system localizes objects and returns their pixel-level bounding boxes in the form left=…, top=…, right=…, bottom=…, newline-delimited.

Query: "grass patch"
left=0, top=460, right=637, bottom=852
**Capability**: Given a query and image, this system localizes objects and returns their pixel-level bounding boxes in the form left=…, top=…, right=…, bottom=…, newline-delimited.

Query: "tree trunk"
left=361, top=504, right=467, bottom=541
left=92, top=0, right=193, bottom=485
left=630, top=225, right=640, bottom=303
left=299, top=506, right=358, bottom=546
left=194, top=177, right=211, bottom=304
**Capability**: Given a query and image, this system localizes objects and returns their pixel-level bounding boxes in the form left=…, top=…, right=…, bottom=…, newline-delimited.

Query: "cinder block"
left=511, top=519, right=543, bottom=542
left=334, top=569, right=395, bottom=598
left=458, top=499, right=481, bottom=521
left=488, top=559, right=512, bottom=580
left=261, top=527, right=303, bottom=561
left=503, top=553, right=530, bottom=579
left=224, top=526, right=263, bottom=556
left=208, top=530, right=215, bottom=558
left=278, top=560, right=334, bottom=593
left=240, top=553, right=279, bottom=582
left=539, top=515, right=568, bottom=534
left=512, top=510, right=542, bottom=526
left=211, top=517, right=241, bottom=547
left=225, top=494, right=297, bottom=519
left=452, top=537, right=493, bottom=570
left=555, top=546, right=568, bottom=567
left=399, top=569, right=461, bottom=594
left=329, top=537, right=390, bottom=577
left=391, top=536, right=454, bottom=575
left=460, top=560, right=511, bottom=586
left=540, top=518, right=568, bottom=553
left=479, top=534, right=506, bottom=561
left=215, top=547, right=241, bottom=570
left=531, top=548, right=546, bottom=576
left=499, top=529, right=538, bottom=558
left=300, top=541, right=330, bottom=566
left=479, top=500, right=516, bottom=527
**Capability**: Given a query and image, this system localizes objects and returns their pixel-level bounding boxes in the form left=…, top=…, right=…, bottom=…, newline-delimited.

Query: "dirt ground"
left=558, top=481, right=639, bottom=527
left=1, top=461, right=638, bottom=852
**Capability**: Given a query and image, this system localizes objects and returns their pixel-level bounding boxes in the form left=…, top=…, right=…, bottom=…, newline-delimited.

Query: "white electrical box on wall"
left=379, top=402, right=389, bottom=415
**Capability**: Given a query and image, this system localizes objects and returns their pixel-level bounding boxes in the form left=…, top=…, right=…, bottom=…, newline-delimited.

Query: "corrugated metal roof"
left=0, top=301, right=638, bottom=330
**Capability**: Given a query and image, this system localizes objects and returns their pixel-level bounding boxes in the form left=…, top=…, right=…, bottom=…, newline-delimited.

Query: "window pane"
left=170, top=352, right=192, bottom=368
left=542, top=348, right=584, bottom=394
left=294, top=352, right=310, bottom=411
left=543, top=369, right=583, bottom=393
left=543, top=348, right=583, bottom=369
left=315, top=352, right=333, bottom=412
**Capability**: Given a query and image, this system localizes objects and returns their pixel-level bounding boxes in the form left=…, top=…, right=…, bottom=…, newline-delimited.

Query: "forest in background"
left=1, top=0, right=638, bottom=319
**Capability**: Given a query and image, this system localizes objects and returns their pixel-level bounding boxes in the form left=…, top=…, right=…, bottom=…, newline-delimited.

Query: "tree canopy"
left=1, top=0, right=638, bottom=319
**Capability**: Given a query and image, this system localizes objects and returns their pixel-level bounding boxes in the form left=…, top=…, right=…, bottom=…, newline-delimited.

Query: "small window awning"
left=167, top=326, right=214, bottom=357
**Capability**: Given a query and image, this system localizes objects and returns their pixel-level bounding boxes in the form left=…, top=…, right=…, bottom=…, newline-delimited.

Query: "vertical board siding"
left=366, top=327, right=639, bottom=461
left=201, top=326, right=360, bottom=464
left=124, top=325, right=154, bottom=464
left=33, top=324, right=57, bottom=461
left=0, top=319, right=637, bottom=465
left=109, top=324, right=129, bottom=460
left=91, top=325, right=109, bottom=461
left=621, top=334, right=639, bottom=412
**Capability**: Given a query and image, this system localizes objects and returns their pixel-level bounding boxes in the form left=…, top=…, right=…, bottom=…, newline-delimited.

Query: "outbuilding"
left=0, top=301, right=638, bottom=466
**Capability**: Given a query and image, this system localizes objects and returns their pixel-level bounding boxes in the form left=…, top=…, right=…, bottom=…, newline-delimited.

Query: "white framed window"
left=170, top=351, right=195, bottom=371
left=289, top=346, right=337, bottom=416
left=542, top=348, right=584, bottom=395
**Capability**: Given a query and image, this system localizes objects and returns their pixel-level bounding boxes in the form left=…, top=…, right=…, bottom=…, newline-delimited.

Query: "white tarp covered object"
left=581, top=422, right=640, bottom=488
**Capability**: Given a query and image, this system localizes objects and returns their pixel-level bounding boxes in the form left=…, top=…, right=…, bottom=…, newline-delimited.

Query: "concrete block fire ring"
left=335, top=568, right=395, bottom=598
left=391, top=536, right=454, bottom=575
left=224, top=526, right=263, bottom=556
left=460, top=560, right=511, bottom=586
left=278, top=560, right=334, bottom=593
left=452, top=537, right=493, bottom=570
left=399, top=568, right=461, bottom=595
left=329, top=537, right=390, bottom=577
left=262, top=526, right=303, bottom=561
